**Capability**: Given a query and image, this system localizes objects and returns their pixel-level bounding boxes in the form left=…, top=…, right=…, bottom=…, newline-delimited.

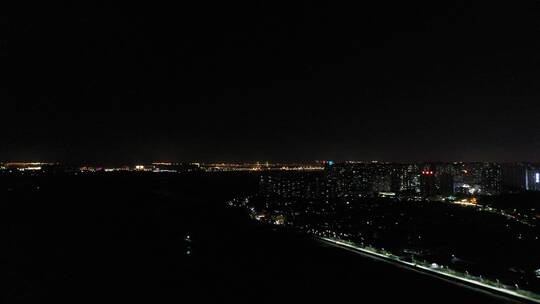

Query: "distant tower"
left=501, top=163, right=528, bottom=191
left=480, top=163, right=501, bottom=195
left=526, top=167, right=540, bottom=191
left=438, top=172, right=454, bottom=196
left=420, top=166, right=437, bottom=197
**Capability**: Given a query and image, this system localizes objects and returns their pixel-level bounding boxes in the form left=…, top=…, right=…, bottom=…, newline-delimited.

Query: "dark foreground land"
left=2, top=173, right=522, bottom=303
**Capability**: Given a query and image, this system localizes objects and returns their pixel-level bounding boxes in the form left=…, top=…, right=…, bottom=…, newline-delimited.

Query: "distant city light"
left=21, top=166, right=42, bottom=171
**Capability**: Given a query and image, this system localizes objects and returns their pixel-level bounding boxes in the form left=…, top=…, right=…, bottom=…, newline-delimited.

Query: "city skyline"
left=5, top=2, right=540, bottom=303
left=4, top=158, right=540, bottom=165
left=4, top=160, right=540, bottom=195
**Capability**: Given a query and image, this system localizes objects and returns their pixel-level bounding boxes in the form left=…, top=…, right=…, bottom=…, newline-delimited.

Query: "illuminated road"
left=317, top=237, right=540, bottom=304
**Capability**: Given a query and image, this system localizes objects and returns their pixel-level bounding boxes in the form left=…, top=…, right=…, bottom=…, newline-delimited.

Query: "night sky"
left=3, top=1, right=540, bottom=163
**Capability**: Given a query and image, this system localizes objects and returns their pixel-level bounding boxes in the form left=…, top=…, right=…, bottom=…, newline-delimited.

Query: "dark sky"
left=2, top=1, right=540, bottom=163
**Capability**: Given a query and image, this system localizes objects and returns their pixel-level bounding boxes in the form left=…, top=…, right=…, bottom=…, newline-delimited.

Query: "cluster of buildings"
left=77, top=162, right=324, bottom=173
left=4, top=161, right=540, bottom=200
left=0, top=162, right=325, bottom=174
left=0, top=162, right=202, bottom=174
left=79, top=163, right=203, bottom=173
left=259, top=162, right=540, bottom=199
left=0, top=162, right=63, bottom=172
left=201, top=162, right=325, bottom=172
